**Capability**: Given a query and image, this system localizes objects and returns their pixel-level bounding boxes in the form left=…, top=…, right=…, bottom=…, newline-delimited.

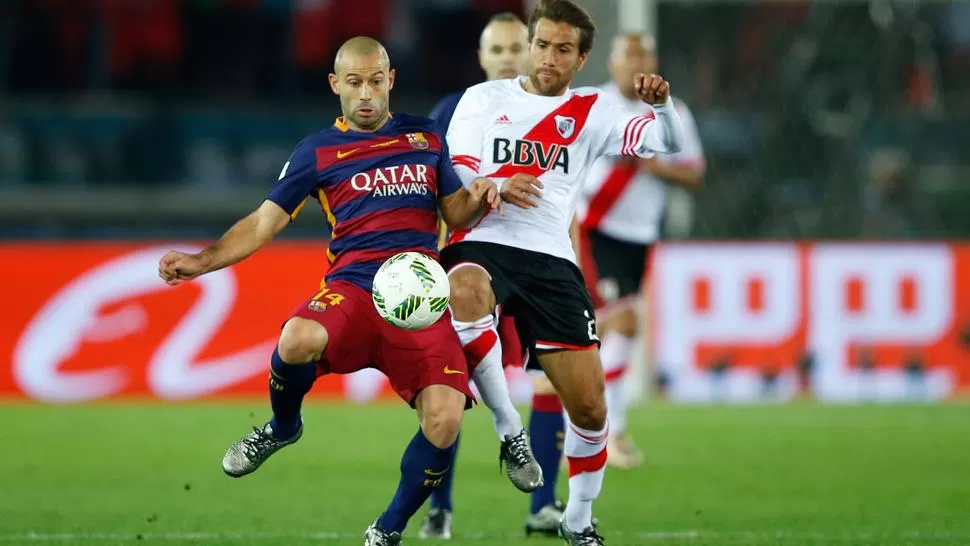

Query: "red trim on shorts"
left=604, top=364, right=627, bottom=383
left=532, top=393, right=564, bottom=413
left=462, top=329, right=497, bottom=366
left=534, top=340, right=598, bottom=351
left=567, top=447, right=608, bottom=477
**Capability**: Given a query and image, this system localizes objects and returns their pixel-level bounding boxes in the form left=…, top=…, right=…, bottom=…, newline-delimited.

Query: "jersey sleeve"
left=660, top=100, right=706, bottom=170
left=596, top=95, right=686, bottom=159
left=265, top=139, right=319, bottom=220
left=436, top=135, right=463, bottom=198
left=445, top=86, right=488, bottom=186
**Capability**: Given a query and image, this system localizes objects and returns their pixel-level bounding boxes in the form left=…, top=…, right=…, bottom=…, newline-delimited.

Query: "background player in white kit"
left=575, top=33, right=706, bottom=470
left=440, top=1, right=687, bottom=543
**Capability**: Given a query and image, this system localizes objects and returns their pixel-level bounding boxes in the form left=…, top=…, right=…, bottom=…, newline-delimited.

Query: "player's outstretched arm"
left=438, top=178, right=502, bottom=230
left=158, top=200, right=290, bottom=285
left=601, top=74, right=687, bottom=159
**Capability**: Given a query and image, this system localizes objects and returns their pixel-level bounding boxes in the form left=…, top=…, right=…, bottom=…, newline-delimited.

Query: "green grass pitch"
left=0, top=402, right=968, bottom=545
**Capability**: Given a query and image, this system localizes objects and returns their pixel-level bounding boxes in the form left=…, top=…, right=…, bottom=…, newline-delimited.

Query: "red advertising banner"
left=2, top=242, right=968, bottom=403
left=651, top=243, right=970, bottom=402
left=0, top=242, right=388, bottom=402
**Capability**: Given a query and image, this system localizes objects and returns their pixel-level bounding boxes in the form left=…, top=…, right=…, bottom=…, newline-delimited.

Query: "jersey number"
left=585, top=310, right=599, bottom=342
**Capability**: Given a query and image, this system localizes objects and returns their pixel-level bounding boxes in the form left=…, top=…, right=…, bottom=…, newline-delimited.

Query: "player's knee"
left=419, top=389, right=464, bottom=448
left=612, top=307, right=638, bottom=337
left=423, top=410, right=462, bottom=449
left=448, top=267, right=495, bottom=320
left=567, top=391, right=607, bottom=431
left=531, top=375, right=557, bottom=395
left=278, top=318, right=329, bottom=363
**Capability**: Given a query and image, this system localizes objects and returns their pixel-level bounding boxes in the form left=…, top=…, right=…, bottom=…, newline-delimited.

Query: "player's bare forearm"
left=437, top=218, right=449, bottom=250
left=639, top=159, right=704, bottom=189
left=198, top=200, right=290, bottom=273
left=438, top=188, right=487, bottom=230
left=438, top=178, right=500, bottom=230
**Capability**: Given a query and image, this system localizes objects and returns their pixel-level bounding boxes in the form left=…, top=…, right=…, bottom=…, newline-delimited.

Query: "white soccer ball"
left=372, top=252, right=451, bottom=330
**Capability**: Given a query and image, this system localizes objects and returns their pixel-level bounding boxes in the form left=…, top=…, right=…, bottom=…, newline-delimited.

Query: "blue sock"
left=379, top=428, right=457, bottom=533
left=268, top=348, right=316, bottom=440
left=429, top=433, right=459, bottom=512
left=529, top=393, right=566, bottom=514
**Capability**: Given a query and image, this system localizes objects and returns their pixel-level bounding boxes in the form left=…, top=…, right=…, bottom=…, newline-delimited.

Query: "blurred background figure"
left=575, top=31, right=705, bottom=471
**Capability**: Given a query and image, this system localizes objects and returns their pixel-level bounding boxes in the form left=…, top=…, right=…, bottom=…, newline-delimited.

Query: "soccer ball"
left=372, top=252, right=451, bottom=330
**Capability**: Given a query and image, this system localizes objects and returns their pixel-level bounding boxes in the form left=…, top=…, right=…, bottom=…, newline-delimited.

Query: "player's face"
left=328, top=52, right=395, bottom=131
left=479, top=21, right=530, bottom=81
left=609, top=35, right=656, bottom=98
left=528, top=18, right=588, bottom=96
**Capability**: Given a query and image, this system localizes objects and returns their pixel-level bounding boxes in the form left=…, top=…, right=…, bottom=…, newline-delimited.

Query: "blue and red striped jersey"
left=266, top=113, right=463, bottom=291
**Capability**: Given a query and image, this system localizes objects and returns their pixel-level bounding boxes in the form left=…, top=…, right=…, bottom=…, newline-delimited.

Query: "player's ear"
left=388, top=68, right=396, bottom=90
left=328, top=73, right=339, bottom=95
left=576, top=51, right=590, bottom=72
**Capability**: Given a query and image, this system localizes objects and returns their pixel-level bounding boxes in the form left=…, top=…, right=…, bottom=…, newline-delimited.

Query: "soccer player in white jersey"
left=440, top=1, right=687, bottom=543
left=575, top=33, right=705, bottom=470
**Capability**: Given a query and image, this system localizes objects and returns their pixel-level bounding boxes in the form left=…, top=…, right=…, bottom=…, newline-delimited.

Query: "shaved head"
left=608, top=33, right=657, bottom=99
left=334, top=36, right=390, bottom=74
left=329, top=36, right=395, bottom=131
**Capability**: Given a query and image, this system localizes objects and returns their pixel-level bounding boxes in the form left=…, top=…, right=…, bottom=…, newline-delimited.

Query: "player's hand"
left=500, top=173, right=543, bottom=209
left=158, top=251, right=206, bottom=286
left=469, top=177, right=503, bottom=215
left=634, top=73, right=670, bottom=105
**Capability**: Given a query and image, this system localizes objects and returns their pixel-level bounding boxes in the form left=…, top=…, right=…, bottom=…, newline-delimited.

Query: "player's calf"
left=222, top=318, right=328, bottom=478
left=375, top=386, right=463, bottom=537
left=538, top=349, right=609, bottom=536
left=446, top=264, right=539, bottom=492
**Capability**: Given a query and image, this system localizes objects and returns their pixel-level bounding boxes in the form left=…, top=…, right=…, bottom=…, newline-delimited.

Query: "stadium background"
left=1, top=1, right=969, bottom=545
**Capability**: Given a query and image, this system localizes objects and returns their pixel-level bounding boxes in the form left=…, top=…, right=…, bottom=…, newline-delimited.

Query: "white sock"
left=564, top=417, right=609, bottom=532
left=453, top=314, right=523, bottom=440
left=600, top=331, right=634, bottom=436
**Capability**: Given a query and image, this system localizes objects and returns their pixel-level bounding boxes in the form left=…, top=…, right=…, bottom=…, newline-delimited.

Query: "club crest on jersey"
left=554, top=115, right=576, bottom=139
left=406, top=132, right=429, bottom=149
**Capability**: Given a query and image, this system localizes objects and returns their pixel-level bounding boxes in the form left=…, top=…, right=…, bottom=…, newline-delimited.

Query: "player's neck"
left=342, top=114, right=391, bottom=133
left=521, top=76, right=569, bottom=97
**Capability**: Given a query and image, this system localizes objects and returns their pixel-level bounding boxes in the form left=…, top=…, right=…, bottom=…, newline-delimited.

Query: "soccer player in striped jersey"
left=158, top=37, right=503, bottom=546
